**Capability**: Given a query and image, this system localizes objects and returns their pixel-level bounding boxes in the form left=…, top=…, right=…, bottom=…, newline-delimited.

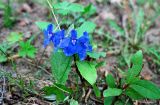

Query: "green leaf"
left=135, top=8, right=144, bottom=38
left=131, top=50, right=143, bottom=66
left=83, top=4, right=97, bottom=16
left=106, top=74, right=116, bottom=88
left=43, top=85, right=65, bottom=102
left=0, top=42, right=12, bottom=52
left=50, top=52, right=72, bottom=84
left=108, top=19, right=124, bottom=36
left=77, top=21, right=96, bottom=37
left=54, top=83, right=73, bottom=94
left=126, top=50, right=143, bottom=84
left=7, top=32, right=23, bottom=44
left=53, top=1, right=84, bottom=15
left=76, top=61, right=97, bottom=85
left=95, top=61, right=106, bottom=68
left=87, top=52, right=106, bottom=59
left=114, top=100, right=125, bottom=105
left=35, top=21, right=51, bottom=30
left=18, top=41, right=37, bottom=58
left=125, top=87, right=144, bottom=100
left=3, top=4, right=14, bottom=28
left=93, top=84, right=101, bottom=98
left=70, top=99, right=78, bottom=105
left=104, top=97, right=114, bottom=105
left=103, top=88, right=122, bottom=97
left=0, top=54, right=7, bottom=63
left=129, top=80, right=160, bottom=99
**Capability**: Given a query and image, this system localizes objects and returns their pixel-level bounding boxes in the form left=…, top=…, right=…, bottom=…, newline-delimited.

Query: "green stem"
left=73, top=55, right=84, bottom=85
left=46, top=0, right=61, bottom=30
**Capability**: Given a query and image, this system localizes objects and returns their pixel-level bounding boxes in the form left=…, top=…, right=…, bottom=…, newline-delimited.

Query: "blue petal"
left=63, top=44, right=77, bottom=56
left=47, top=24, right=53, bottom=32
left=78, top=32, right=89, bottom=44
left=71, top=30, right=77, bottom=39
left=52, top=30, right=65, bottom=47
left=59, top=37, right=70, bottom=48
left=78, top=50, right=87, bottom=61
left=87, top=45, right=92, bottom=52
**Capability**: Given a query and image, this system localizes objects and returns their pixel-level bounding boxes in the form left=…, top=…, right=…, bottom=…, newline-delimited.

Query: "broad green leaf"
left=87, top=52, right=106, bottom=59
left=50, top=52, right=72, bottom=84
left=129, top=80, right=160, bottom=99
left=126, top=50, right=143, bottom=84
left=104, top=97, right=114, bottom=105
left=131, top=50, right=143, bottom=66
left=106, top=74, right=116, bottom=88
left=7, top=32, right=23, bottom=44
left=77, top=21, right=96, bottom=37
left=70, top=99, right=78, bottom=105
left=18, top=41, right=37, bottom=58
left=53, top=1, right=84, bottom=15
left=35, top=21, right=51, bottom=30
left=93, top=84, right=101, bottom=98
left=103, top=88, right=122, bottom=97
left=76, top=61, right=97, bottom=85
left=125, top=88, right=144, bottom=100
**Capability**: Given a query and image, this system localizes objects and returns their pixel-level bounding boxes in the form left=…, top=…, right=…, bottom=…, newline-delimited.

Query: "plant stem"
left=46, top=0, right=61, bottom=30
left=73, top=55, right=84, bottom=85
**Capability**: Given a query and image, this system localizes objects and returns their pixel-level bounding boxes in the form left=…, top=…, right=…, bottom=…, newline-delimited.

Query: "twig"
left=85, top=88, right=92, bottom=103
left=125, top=98, right=130, bottom=105
left=7, top=54, right=20, bottom=60
left=24, top=58, right=52, bottom=75
left=134, top=100, right=138, bottom=105
left=46, top=0, right=61, bottom=30
left=90, top=95, right=103, bottom=104
left=81, top=88, right=86, bottom=99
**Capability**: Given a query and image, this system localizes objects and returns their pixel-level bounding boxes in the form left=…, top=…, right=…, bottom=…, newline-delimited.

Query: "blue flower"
left=63, top=29, right=78, bottom=56
left=63, top=30, right=92, bottom=60
left=77, top=31, right=92, bottom=60
left=52, top=29, right=70, bottom=50
left=43, top=24, right=92, bottom=60
left=43, top=24, right=54, bottom=48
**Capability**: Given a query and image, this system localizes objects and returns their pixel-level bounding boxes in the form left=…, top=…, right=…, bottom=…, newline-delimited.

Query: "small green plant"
left=18, top=41, right=37, bottom=58
left=0, top=32, right=37, bottom=63
left=103, top=51, right=160, bottom=105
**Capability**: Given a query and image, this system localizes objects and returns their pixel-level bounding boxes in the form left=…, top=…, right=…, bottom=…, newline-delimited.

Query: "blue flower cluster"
left=43, top=24, right=92, bottom=60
